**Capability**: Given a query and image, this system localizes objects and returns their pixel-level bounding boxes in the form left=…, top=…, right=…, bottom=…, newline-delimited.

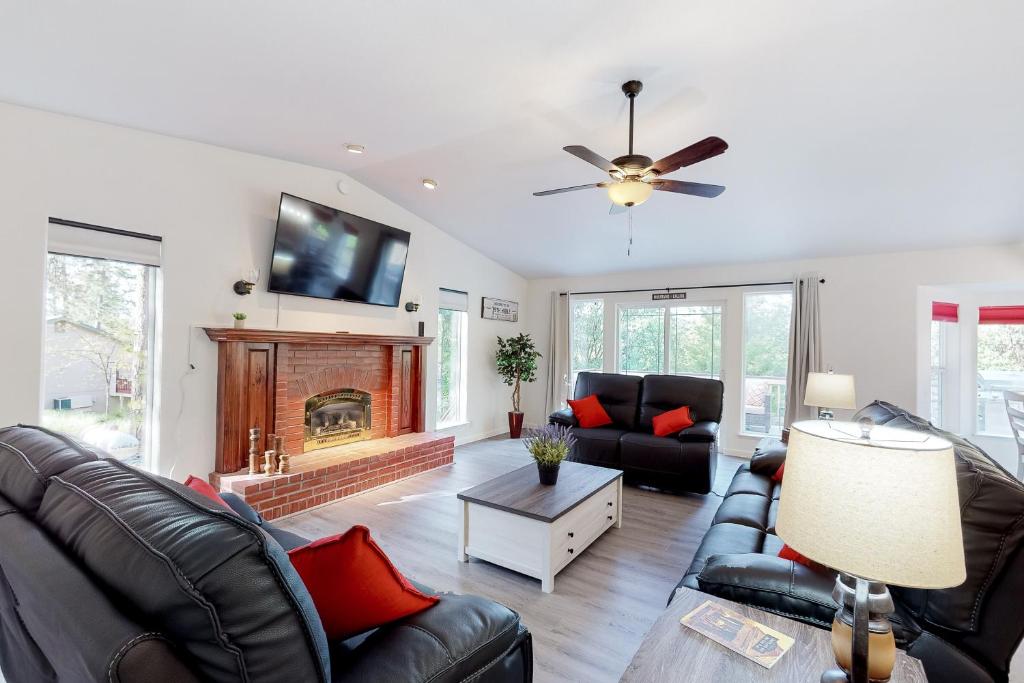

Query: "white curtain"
left=544, top=292, right=571, bottom=416
left=785, top=274, right=823, bottom=427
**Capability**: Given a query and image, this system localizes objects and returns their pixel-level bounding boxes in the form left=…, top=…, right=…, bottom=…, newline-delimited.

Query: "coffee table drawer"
left=552, top=480, right=619, bottom=571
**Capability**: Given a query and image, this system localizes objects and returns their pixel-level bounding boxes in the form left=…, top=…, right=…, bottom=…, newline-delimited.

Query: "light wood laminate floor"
left=279, top=436, right=740, bottom=682
left=278, top=436, right=1024, bottom=683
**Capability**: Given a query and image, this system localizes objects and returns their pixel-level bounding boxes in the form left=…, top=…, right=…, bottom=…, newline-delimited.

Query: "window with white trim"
left=741, top=291, right=792, bottom=436
left=617, top=303, right=723, bottom=379
left=436, top=288, right=469, bottom=428
left=976, top=306, right=1024, bottom=436
left=42, top=220, right=161, bottom=471
left=569, top=298, right=604, bottom=393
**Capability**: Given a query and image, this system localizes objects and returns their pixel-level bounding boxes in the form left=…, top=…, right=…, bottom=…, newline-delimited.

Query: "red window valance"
left=932, top=301, right=959, bottom=323
left=979, top=305, right=1024, bottom=325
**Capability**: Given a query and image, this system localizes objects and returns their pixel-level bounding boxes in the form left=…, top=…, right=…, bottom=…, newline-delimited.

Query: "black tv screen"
left=268, top=193, right=411, bottom=307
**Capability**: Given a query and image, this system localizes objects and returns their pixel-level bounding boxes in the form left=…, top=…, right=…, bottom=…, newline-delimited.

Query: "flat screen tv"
left=268, top=193, right=411, bottom=307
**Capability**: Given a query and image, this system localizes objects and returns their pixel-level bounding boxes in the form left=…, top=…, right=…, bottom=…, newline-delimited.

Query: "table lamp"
left=776, top=420, right=965, bottom=683
left=804, top=371, right=857, bottom=419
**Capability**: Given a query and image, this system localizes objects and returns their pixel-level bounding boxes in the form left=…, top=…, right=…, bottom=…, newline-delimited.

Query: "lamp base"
left=821, top=573, right=896, bottom=683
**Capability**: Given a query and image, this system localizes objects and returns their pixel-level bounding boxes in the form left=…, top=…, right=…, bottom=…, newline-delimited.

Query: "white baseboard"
left=455, top=427, right=508, bottom=446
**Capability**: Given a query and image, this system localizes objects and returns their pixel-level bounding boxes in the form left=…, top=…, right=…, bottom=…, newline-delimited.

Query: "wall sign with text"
left=481, top=297, right=519, bottom=322
left=651, top=292, right=688, bottom=301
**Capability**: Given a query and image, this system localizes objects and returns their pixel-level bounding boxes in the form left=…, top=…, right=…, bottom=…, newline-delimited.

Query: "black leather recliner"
left=549, top=372, right=723, bottom=494
left=677, top=401, right=1024, bottom=683
left=0, top=425, right=532, bottom=683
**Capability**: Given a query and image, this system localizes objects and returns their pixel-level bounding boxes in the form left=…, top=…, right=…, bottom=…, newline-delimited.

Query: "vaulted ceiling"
left=2, top=1, right=1021, bottom=277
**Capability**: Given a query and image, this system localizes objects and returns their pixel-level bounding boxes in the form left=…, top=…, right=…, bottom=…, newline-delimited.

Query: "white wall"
left=0, top=103, right=526, bottom=479
left=524, top=244, right=1024, bottom=460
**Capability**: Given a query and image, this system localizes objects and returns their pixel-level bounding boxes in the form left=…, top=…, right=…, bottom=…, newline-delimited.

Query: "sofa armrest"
left=696, top=553, right=838, bottom=629
left=548, top=408, right=578, bottom=428
left=749, top=440, right=787, bottom=475
left=678, top=421, right=718, bottom=443
left=905, top=632, right=996, bottom=683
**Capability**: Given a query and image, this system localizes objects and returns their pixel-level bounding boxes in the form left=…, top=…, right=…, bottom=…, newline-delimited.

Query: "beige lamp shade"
left=804, top=372, right=857, bottom=409
left=775, top=420, right=965, bottom=588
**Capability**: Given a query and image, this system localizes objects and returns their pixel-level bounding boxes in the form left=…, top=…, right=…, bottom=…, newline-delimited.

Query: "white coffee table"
left=457, top=461, right=623, bottom=592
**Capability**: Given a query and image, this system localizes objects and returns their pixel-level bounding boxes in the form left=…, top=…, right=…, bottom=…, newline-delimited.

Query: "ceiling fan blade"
left=563, top=146, right=622, bottom=174
left=609, top=203, right=628, bottom=215
left=650, top=180, right=726, bottom=198
left=646, top=137, right=728, bottom=176
left=533, top=182, right=607, bottom=197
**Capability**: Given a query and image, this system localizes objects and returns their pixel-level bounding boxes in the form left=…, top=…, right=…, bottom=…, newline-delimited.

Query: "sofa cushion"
left=573, top=372, right=641, bottom=430
left=331, top=591, right=523, bottom=683
left=568, top=427, right=626, bottom=468
left=639, top=374, right=724, bottom=432
left=184, top=475, right=236, bottom=513
left=749, top=439, right=787, bottom=475
left=697, top=553, right=838, bottom=628
left=712, top=493, right=771, bottom=531
left=0, top=425, right=98, bottom=513
left=567, top=394, right=613, bottom=429
left=35, top=459, right=330, bottom=682
left=652, top=405, right=694, bottom=436
left=856, top=402, right=1024, bottom=634
left=619, top=432, right=686, bottom=472
left=725, top=464, right=776, bottom=498
left=287, top=526, right=438, bottom=641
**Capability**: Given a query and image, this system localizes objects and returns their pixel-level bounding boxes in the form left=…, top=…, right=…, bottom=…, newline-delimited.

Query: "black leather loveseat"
left=676, top=401, right=1024, bottom=683
left=0, top=425, right=532, bottom=683
left=549, top=372, right=723, bottom=494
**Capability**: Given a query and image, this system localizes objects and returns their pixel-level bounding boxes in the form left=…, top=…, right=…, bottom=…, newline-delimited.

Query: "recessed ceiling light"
left=344, top=144, right=365, bottom=154
left=422, top=178, right=438, bottom=190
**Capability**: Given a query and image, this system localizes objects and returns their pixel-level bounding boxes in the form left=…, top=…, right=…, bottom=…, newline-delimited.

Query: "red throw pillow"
left=287, top=525, right=439, bottom=640
left=652, top=405, right=695, bottom=437
left=772, top=462, right=785, bottom=482
left=184, top=475, right=236, bottom=514
left=779, top=544, right=817, bottom=569
left=567, top=394, right=613, bottom=429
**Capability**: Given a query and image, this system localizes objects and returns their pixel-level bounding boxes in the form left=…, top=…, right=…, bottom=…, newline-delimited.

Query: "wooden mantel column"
left=204, top=328, right=433, bottom=474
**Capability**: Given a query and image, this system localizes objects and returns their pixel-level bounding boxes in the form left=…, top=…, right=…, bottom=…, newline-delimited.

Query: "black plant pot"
left=537, top=463, right=560, bottom=485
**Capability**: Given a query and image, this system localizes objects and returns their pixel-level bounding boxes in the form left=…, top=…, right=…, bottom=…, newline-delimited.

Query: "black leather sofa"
left=0, top=425, right=532, bottom=683
left=549, top=372, right=723, bottom=494
left=676, top=401, right=1024, bottom=683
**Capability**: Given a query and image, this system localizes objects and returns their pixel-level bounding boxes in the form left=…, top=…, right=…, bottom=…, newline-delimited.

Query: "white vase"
left=234, top=319, right=245, bottom=329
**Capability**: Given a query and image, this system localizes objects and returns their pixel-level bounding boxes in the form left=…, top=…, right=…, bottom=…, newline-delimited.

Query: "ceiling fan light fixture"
left=607, top=180, right=653, bottom=207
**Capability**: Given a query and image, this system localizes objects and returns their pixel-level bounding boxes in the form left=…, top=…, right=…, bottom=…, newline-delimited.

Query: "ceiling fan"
left=533, top=80, right=728, bottom=214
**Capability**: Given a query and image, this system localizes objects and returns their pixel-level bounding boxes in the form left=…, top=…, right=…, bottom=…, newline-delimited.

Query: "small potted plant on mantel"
left=495, top=333, right=541, bottom=438
left=232, top=312, right=247, bottom=329
left=523, top=424, right=575, bottom=485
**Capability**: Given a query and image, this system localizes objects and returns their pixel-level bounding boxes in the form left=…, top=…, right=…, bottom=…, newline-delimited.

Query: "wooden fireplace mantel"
left=204, top=327, right=433, bottom=474
left=203, top=328, right=434, bottom=345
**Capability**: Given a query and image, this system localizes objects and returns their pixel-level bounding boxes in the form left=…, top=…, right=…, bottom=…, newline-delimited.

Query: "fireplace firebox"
left=304, top=389, right=372, bottom=452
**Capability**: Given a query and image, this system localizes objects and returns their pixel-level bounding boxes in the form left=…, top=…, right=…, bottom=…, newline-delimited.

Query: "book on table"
left=680, top=599, right=795, bottom=669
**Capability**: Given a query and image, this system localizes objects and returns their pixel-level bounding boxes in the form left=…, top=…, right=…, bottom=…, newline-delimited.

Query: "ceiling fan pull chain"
left=627, top=208, right=633, bottom=256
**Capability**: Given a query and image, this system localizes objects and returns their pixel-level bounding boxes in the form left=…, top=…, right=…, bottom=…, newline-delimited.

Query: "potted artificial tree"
left=495, top=333, right=541, bottom=438
left=524, top=424, right=575, bottom=485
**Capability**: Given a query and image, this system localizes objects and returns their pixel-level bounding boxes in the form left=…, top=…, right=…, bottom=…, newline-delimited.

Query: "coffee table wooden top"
left=620, top=587, right=927, bottom=682
left=457, top=461, right=622, bottom=523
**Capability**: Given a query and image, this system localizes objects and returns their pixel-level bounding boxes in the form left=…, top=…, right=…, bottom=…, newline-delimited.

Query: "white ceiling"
left=2, top=1, right=1022, bottom=278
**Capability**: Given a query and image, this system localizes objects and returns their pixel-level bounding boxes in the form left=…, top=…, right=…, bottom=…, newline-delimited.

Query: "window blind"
left=439, top=288, right=468, bottom=312
left=979, top=305, right=1024, bottom=325
left=47, top=220, right=162, bottom=267
left=931, top=301, right=959, bottom=323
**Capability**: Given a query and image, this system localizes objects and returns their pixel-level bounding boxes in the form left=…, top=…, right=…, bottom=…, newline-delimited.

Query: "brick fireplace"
left=204, top=328, right=451, bottom=519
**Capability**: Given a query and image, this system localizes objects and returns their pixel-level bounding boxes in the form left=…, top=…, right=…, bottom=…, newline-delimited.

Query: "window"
left=570, top=299, right=604, bottom=391
left=42, top=221, right=161, bottom=470
left=618, top=306, right=665, bottom=375
left=976, top=306, right=1024, bottom=436
left=436, top=289, right=468, bottom=428
left=668, top=305, right=722, bottom=379
left=930, top=321, right=947, bottom=426
left=617, top=303, right=723, bottom=378
left=741, top=291, right=792, bottom=436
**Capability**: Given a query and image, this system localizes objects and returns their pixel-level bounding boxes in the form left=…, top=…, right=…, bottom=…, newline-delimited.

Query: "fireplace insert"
left=304, top=389, right=372, bottom=452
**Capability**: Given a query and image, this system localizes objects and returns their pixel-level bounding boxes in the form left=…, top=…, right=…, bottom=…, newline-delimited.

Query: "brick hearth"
left=211, top=432, right=454, bottom=520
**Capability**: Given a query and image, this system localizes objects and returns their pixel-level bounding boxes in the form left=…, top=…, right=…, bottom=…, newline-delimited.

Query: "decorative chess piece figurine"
left=275, top=436, right=290, bottom=475
left=263, top=450, right=277, bottom=477
left=248, top=427, right=260, bottom=475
